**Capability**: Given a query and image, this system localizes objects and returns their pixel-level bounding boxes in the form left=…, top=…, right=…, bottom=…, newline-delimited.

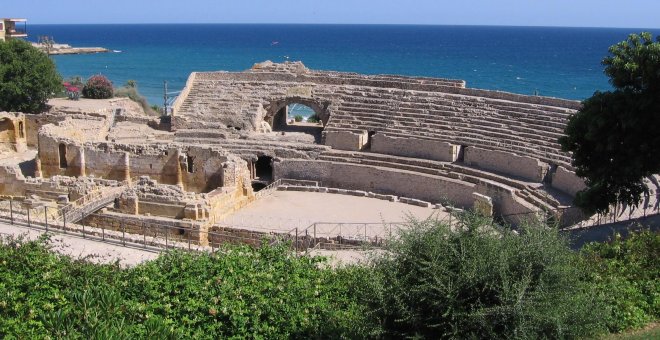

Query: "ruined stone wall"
left=180, top=146, right=228, bottom=193
left=82, top=211, right=208, bottom=245
left=464, top=146, right=548, bottom=182
left=80, top=148, right=127, bottom=181
left=24, top=114, right=64, bottom=147
left=551, top=166, right=586, bottom=197
left=324, top=130, right=368, bottom=151
left=0, top=165, right=26, bottom=196
left=38, top=134, right=85, bottom=178
left=126, top=151, right=178, bottom=185
left=273, top=159, right=476, bottom=208
left=371, top=134, right=458, bottom=162
left=0, top=113, right=27, bottom=153
left=274, top=159, right=539, bottom=220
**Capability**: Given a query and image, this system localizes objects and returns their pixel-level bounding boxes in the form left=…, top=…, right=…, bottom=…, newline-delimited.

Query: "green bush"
left=582, top=229, right=660, bottom=332
left=0, top=235, right=368, bottom=338
left=82, top=75, right=113, bottom=99
left=356, top=214, right=608, bottom=339
left=0, top=39, right=62, bottom=113
left=114, top=82, right=158, bottom=116
left=294, top=114, right=303, bottom=122
left=307, top=114, right=320, bottom=123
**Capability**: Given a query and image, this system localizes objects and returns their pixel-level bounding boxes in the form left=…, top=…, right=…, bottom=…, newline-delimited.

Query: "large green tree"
left=560, top=32, right=660, bottom=215
left=0, top=39, right=62, bottom=113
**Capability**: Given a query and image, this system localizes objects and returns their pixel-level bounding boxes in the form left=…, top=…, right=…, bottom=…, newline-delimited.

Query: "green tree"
left=560, top=32, right=660, bottom=215
left=0, top=39, right=62, bottom=113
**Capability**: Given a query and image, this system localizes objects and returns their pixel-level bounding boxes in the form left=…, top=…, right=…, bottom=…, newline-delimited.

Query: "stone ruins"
left=1, top=61, right=658, bottom=248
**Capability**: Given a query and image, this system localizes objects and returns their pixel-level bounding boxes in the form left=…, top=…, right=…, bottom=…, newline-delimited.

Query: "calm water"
left=26, top=24, right=660, bottom=105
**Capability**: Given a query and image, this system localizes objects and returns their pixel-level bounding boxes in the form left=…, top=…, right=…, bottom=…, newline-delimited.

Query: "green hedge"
left=0, top=235, right=368, bottom=338
left=1, top=218, right=658, bottom=338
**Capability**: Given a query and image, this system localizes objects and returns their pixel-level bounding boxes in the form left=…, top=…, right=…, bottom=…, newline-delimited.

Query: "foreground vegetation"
left=0, top=215, right=657, bottom=339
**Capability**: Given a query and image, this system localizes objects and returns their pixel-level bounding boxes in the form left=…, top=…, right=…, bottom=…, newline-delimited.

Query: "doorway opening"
left=59, top=144, right=68, bottom=168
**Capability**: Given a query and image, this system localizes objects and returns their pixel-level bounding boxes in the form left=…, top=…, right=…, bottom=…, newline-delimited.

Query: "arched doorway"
left=264, top=97, right=330, bottom=143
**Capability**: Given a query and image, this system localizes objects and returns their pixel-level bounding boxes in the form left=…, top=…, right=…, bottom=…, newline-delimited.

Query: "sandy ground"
left=0, top=221, right=159, bottom=267
left=223, top=191, right=444, bottom=228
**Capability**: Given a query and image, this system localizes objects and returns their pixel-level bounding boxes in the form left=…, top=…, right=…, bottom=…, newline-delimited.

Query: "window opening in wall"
left=18, top=122, right=24, bottom=138
left=59, top=143, right=68, bottom=168
left=186, top=154, right=194, bottom=173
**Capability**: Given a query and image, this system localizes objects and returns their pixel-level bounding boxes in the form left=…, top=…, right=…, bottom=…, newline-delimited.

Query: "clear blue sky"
left=4, top=0, right=659, bottom=28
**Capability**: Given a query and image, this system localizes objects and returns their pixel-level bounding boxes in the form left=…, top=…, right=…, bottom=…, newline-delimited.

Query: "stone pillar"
left=79, top=148, right=86, bottom=177
left=34, top=157, right=43, bottom=178
left=472, top=192, right=494, bottom=217
left=123, top=152, right=131, bottom=184
left=175, top=150, right=185, bottom=190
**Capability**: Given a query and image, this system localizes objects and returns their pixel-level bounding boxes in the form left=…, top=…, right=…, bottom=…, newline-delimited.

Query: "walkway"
left=0, top=221, right=158, bottom=267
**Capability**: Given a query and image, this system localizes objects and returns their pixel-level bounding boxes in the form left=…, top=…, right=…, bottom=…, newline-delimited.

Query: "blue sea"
left=26, top=24, right=660, bottom=105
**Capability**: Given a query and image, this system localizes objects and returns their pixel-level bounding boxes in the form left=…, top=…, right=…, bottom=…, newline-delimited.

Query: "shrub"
left=0, top=39, right=62, bottom=113
left=294, top=114, right=303, bottom=122
left=582, top=229, right=660, bottom=332
left=82, top=75, right=113, bottom=99
left=114, top=82, right=158, bottom=116
left=0, top=236, right=368, bottom=338
left=356, top=214, right=608, bottom=339
left=307, top=114, right=320, bottom=123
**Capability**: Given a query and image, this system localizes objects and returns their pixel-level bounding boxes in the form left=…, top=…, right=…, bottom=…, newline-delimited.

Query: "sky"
left=4, top=0, right=660, bottom=28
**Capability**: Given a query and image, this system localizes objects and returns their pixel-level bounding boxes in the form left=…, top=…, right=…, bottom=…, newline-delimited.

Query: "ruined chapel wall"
left=25, top=114, right=64, bottom=147
left=83, top=148, right=128, bottom=181
left=179, top=147, right=228, bottom=193
left=0, top=113, right=27, bottom=153
left=551, top=166, right=586, bottom=197
left=127, top=152, right=178, bottom=185
left=38, top=134, right=86, bottom=178
left=0, top=165, right=26, bottom=196
left=465, top=146, right=548, bottom=182
left=371, top=134, right=458, bottom=162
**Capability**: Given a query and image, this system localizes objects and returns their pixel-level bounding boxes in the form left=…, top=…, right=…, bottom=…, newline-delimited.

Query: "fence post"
left=9, top=199, right=13, bottom=225
left=143, top=222, right=146, bottom=248
left=27, top=208, right=31, bottom=227
left=165, top=225, right=168, bottom=249
left=44, top=206, right=48, bottom=232
left=313, top=223, right=317, bottom=247
left=121, top=220, right=126, bottom=246
left=102, top=222, right=105, bottom=241
left=63, top=211, right=66, bottom=232
left=364, top=223, right=367, bottom=242
left=295, top=227, right=299, bottom=252
left=82, top=219, right=85, bottom=238
left=188, top=227, right=191, bottom=250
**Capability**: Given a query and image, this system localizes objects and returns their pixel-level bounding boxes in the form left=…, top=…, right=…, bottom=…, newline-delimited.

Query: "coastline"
left=31, top=42, right=111, bottom=55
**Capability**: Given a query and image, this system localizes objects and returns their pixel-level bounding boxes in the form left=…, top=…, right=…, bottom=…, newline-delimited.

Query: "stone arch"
left=264, top=96, right=331, bottom=129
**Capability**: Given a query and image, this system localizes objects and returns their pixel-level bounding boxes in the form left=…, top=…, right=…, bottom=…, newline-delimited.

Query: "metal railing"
left=254, top=179, right=282, bottom=199
left=0, top=200, right=291, bottom=253
left=3, top=191, right=658, bottom=256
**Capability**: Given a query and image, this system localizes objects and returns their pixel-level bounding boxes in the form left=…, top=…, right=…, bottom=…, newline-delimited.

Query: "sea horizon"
left=25, top=24, right=660, bottom=105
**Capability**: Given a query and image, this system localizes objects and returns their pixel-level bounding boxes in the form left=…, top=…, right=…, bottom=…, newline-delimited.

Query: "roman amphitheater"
left=1, top=61, right=658, bottom=250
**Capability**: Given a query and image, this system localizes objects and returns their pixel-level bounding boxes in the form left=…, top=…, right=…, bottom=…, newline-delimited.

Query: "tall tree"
left=0, top=39, right=62, bottom=113
left=560, top=32, right=660, bottom=215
